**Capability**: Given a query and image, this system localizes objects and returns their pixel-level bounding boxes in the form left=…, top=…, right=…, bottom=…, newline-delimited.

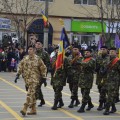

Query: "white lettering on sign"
left=81, top=25, right=98, bottom=29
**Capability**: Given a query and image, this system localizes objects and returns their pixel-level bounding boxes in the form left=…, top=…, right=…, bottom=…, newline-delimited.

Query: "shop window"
left=34, top=0, right=53, bottom=2
left=107, top=0, right=120, bottom=5
left=74, top=0, right=96, bottom=5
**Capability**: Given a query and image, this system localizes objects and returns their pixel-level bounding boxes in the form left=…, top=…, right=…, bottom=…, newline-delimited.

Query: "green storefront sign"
left=71, top=21, right=106, bottom=33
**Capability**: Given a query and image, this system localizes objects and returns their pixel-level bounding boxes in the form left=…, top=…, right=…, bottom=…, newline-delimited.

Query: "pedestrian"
left=35, top=40, right=50, bottom=107
left=15, top=45, right=47, bottom=116
left=95, top=46, right=110, bottom=111
left=103, top=47, right=120, bottom=115
left=77, top=49, right=95, bottom=113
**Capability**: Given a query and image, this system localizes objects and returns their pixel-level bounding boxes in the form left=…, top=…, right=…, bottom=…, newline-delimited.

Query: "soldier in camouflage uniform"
left=103, top=47, right=120, bottom=115
left=65, top=45, right=82, bottom=108
left=95, top=46, right=110, bottom=111
left=35, top=40, right=50, bottom=107
left=77, top=49, right=95, bottom=113
left=50, top=47, right=66, bottom=110
left=15, top=46, right=47, bottom=116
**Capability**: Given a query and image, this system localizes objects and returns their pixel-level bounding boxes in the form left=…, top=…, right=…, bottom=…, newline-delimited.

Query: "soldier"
left=103, top=47, right=120, bottom=115
left=50, top=47, right=66, bottom=110
left=77, top=49, right=95, bottom=113
left=66, top=45, right=82, bottom=108
left=96, top=46, right=109, bottom=111
left=15, top=45, right=47, bottom=116
left=35, top=40, right=50, bottom=107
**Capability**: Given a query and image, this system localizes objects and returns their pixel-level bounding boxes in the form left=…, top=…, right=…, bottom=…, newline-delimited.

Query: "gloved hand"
left=14, top=73, right=20, bottom=83
left=42, top=78, right=47, bottom=87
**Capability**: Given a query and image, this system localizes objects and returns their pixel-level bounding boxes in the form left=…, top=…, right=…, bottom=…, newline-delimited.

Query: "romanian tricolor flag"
left=42, top=14, right=48, bottom=27
left=55, top=27, right=70, bottom=70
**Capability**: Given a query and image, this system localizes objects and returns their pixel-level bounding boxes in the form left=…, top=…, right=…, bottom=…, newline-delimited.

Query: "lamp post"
left=43, top=0, right=49, bottom=50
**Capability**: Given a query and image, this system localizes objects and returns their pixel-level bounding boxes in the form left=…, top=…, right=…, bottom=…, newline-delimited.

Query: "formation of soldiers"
left=14, top=40, right=120, bottom=116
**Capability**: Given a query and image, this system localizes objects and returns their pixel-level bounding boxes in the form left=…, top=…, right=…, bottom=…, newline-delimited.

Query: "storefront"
left=71, top=20, right=106, bottom=47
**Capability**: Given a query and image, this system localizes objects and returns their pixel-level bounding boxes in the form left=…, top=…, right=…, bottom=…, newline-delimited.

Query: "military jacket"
left=79, top=57, right=95, bottom=89
left=96, top=54, right=110, bottom=85
left=107, top=57, right=120, bottom=87
left=36, top=49, right=50, bottom=68
left=17, top=55, right=47, bottom=84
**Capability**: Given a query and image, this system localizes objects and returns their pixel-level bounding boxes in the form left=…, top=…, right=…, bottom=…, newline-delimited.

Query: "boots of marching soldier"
left=27, top=104, right=37, bottom=115
left=38, top=99, right=45, bottom=107
left=57, top=98, right=64, bottom=108
left=20, top=103, right=28, bottom=116
left=109, top=103, right=117, bottom=113
left=97, top=100, right=104, bottom=111
left=86, top=100, right=94, bottom=111
left=103, top=103, right=110, bottom=115
left=51, top=100, right=58, bottom=110
left=77, top=103, right=87, bottom=113
left=68, top=99, right=75, bottom=108
left=74, top=97, right=80, bottom=106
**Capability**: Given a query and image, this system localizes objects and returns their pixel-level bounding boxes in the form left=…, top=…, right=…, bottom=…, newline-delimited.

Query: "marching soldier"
left=15, top=45, right=47, bottom=116
left=103, top=47, right=120, bottom=115
left=35, top=40, right=50, bottom=107
left=78, top=49, right=95, bottom=113
left=96, top=46, right=109, bottom=111
left=66, top=45, right=82, bottom=108
left=50, top=46, right=66, bottom=110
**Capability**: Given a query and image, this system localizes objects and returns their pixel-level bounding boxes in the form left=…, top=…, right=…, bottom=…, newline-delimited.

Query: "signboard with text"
left=71, top=21, right=106, bottom=33
left=0, top=18, right=11, bottom=30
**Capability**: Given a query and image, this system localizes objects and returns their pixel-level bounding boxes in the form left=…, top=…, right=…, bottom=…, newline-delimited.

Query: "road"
left=0, top=72, right=120, bottom=120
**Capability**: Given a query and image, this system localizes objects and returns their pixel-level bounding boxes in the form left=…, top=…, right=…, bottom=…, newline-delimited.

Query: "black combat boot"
left=38, top=99, right=45, bottom=107
left=86, top=101, right=94, bottom=111
left=109, top=103, right=117, bottom=113
left=68, top=99, right=74, bottom=108
left=103, top=103, right=110, bottom=115
left=51, top=100, right=58, bottom=110
left=74, top=98, right=80, bottom=106
left=97, top=101, right=104, bottom=111
left=57, top=98, right=64, bottom=108
left=77, top=103, right=86, bottom=113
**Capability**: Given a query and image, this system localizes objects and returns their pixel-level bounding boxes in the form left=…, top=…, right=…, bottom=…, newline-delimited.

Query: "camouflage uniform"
left=35, top=49, right=50, bottom=106
left=96, top=54, right=110, bottom=110
left=103, top=57, right=120, bottom=115
left=50, top=54, right=66, bottom=110
left=17, top=55, right=47, bottom=115
left=78, top=56, right=95, bottom=112
left=65, top=54, right=83, bottom=108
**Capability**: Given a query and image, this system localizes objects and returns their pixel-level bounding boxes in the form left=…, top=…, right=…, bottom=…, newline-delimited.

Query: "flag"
left=55, top=27, right=70, bottom=70
left=98, top=35, right=103, bottom=50
left=41, top=11, right=48, bottom=27
left=114, top=33, right=120, bottom=48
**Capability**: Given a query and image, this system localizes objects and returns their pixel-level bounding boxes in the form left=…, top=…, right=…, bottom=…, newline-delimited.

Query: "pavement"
left=0, top=72, right=120, bottom=120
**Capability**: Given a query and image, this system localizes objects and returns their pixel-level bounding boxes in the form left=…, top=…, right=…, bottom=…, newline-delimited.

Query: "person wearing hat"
left=95, top=46, right=110, bottom=111
left=103, top=47, right=120, bottom=115
left=35, top=40, right=50, bottom=107
left=15, top=45, right=47, bottom=115
left=77, top=49, right=95, bottom=113
left=65, top=45, right=82, bottom=108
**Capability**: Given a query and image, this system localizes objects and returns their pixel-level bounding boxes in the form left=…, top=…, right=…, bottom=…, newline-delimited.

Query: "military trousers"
left=98, top=85, right=107, bottom=103
left=81, top=88, right=91, bottom=104
left=35, top=83, right=44, bottom=100
left=25, top=83, right=38, bottom=107
left=53, top=86, right=63, bottom=101
left=69, top=82, right=79, bottom=100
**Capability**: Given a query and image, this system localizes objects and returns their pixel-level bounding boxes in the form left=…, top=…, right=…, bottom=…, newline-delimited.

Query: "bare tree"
left=1, top=0, right=44, bottom=47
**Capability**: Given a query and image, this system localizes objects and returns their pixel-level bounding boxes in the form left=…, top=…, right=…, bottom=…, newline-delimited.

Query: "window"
left=34, top=0, right=53, bottom=2
left=107, top=0, right=120, bottom=5
left=74, top=0, right=96, bottom=5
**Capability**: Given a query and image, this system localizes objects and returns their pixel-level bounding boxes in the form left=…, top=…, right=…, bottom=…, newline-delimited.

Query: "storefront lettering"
left=81, top=25, right=98, bottom=29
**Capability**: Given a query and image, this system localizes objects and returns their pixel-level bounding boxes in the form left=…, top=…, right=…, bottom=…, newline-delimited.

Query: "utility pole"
left=43, top=0, right=49, bottom=50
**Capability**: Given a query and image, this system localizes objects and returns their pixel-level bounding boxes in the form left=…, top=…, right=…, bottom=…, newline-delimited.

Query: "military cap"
left=73, top=45, right=80, bottom=49
left=109, top=47, right=117, bottom=51
left=84, top=48, right=92, bottom=53
left=100, top=46, right=108, bottom=49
